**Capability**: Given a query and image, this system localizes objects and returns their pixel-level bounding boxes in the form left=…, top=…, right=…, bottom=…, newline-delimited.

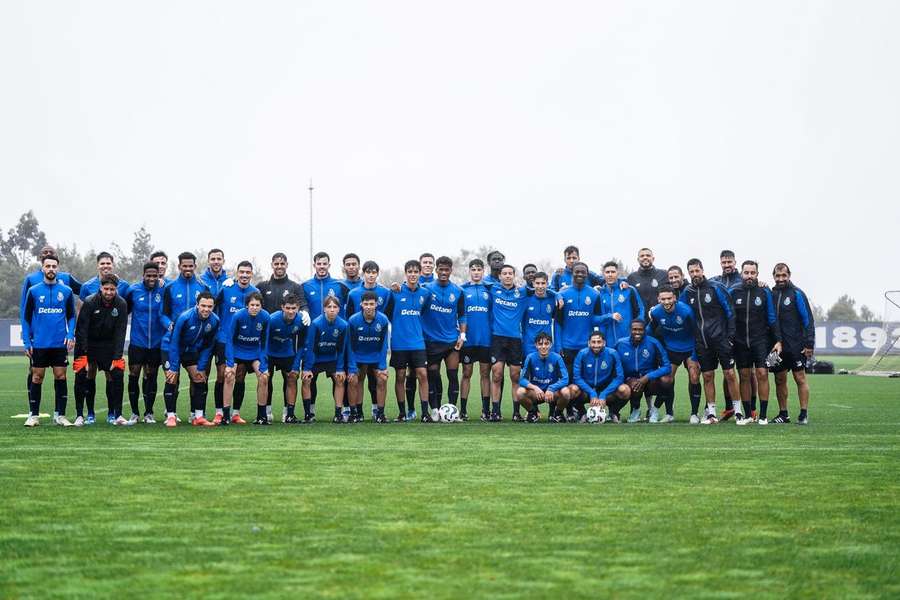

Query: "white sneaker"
left=661, top=414, right=675, bottom=423
left=143, top=414, right=156, bottom=424
left=627, top=409, right=642, bottom=423
left=689, top=414, right=700, bottom=425
left=53, top=415, right=74, bottom=427
left=281, top=412, right=287, bottom=423
left=701, top=414, right=718, bottom=425
left=114, top=415, right=130, bottom=426
left=73, top=415, right=85, bottom=427
left=127, top=414, right=140, bottom=426
left=757, top=418, right=768, bottom=425
left=24, top=415, right=40, bottom=427
left=430, top=408, right=440, bottom=422
left=648, top=411, right=659, bottom=424
left=735, top=416, right=753, bottom=426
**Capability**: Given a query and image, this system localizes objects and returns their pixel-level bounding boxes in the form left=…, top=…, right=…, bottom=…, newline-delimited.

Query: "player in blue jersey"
left=79, top=251, right=131, bottom=300
left=596, top=261, right=645, bottom=348
left=550, top=246, right=603, bottom=291
left=342, top=253, right=363, bottom=289
left=460, top=259, right=493, bottom=421
left=483, top=250, right=505, bottom=286
left=200, top=249, right=228, bottom=297
left=347, top=291, right=391, bottom=423
left=519, top=272, right=556, bottom=420
left=554, top=263, right=602, bottom=418
left=222, top=292, right=271, bottom=425
left=149, top=250, right=169, bottom=285
left=162, top=291, right=219, bottom=428
left=21, top=255, right=76, bottom=427
left=423, top=256, right=467, bottom=413
left=400, top=252, right=435, bottom=414
left=301, top=296, right=349, bottom=423
left=488, top=264, right=530, bottom=421
left=516, top=333, right=570, bottom=422
left=615, top=320, right=673, bottom=423
left=566, top=331, right=630, bottom=422
left=522, top=264, right=538, bottom=290
left=649, top=286, right=701, bottom=423
left=346, top=261, right=391, bottom=316
left=124, top=262, right=166, bottom=424
left=303, top=252, right=350, bottom=320
left=387, top=259, right=432, bottom=421
left=265, top=293, right=308, bottom=423
left=418, top=253, right=436, bottom=285
left=213, top=260, right=259, bottom=423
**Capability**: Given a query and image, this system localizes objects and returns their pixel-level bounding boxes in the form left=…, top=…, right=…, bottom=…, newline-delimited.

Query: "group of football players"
left=19, top=244, right=815, bottom=428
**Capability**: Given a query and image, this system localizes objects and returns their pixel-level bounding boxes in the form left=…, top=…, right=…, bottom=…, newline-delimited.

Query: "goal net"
left=855, top=290, right=900, bottom=376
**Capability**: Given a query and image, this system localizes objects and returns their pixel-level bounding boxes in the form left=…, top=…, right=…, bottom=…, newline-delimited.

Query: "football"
left=585, top=406, right=607, bottom=424
left=438, top=403, right=460, bottom=422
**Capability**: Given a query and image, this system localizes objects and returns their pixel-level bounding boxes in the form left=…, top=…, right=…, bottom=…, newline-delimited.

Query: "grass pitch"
left=0, top=355, right=897, bottom=599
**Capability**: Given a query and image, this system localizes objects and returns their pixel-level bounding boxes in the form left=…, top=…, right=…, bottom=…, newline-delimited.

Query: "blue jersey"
left=20, top=270, right=81, bottom=317
left=215, top=283, right=260, bottom=343
left=461, top=282, right=493, bottom=348
left=422, top=281, right=466, bottom=344
left=226, top=308, right=270, bottom=371
left=596, top=283, right=645, bottom=346
left=490, top=285, right=529, bottom=338
left=346, top=284, right=391, bottom=316
left=302, top=275, right=349, bottom=320
left=266, top=310, right=308, bottom=360
left=347, top=311, right=390, bottom=373
left=386, top=283, right=431, bottom=351
left=200, top=268, right=229, bottom=298
left=550, top=267, right=603, bottom=291
left=555, top=285, right=602, bottom=351
left=615, top=336, right=671, bottom=380
left=522, top=291, right=557, bottom=354
left=519, top=351, right=569, bottom=392
left=419, top=273, right=435, bottom=285
left=21, top=280, right=76, bottom=349
left=79, top=276, right=130, bottom=301
left=161, top=275, right=209, bottom=347
left=124, top=281, right=165, bottom=349
left=343, top=278, right=363, bottom=290
left=302, top=315, right=348, bottom=372
left=166, top=308, right=220, bottom=372
left=648, top=302, right=696, bottom=354
left=573, top=347, right=623, bottom=400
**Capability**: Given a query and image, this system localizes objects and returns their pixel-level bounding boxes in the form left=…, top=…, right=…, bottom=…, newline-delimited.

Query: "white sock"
left=732, top=400, right=742, bottom=414
left=266, top=406, right=273, bottom=417
left=216, top=408, right=223, bottom=415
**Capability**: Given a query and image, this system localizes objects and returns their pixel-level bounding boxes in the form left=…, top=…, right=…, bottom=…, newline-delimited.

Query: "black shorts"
left=234, top=357, right=263, bottom=372
left=214, top=342, right=227, bottom=366
left=491, top=335, right=523, bottom=366
left=734, top=338, right=769, bottom=370
left=268, top=356, right=295, bottom=373
left=425, top=341, right=457, bottom=364
left=390, top=349, right=428, bottom=370
left=31, top=347, right=68, bottom=368
left=461, top=345, right=490, bottom=365
left=561, top=348, right=580, bottom=375
left=162, top=351, right=200, bottom=371
left=354, top=362, right=380, bottom=373
left=311, top=360, right=339, bottom=377
left=772, top=349, right=807, bottom=373
left=666, top=349, right=697, bottom=367
left=696, top=340, right=735, bottom=372
left=128, top=345, right=162, bottom=369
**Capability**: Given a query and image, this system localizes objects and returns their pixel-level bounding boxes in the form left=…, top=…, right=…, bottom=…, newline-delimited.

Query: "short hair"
left=142, top=261, right=159, bottom=273
left=741, top=260, right=758, bottom=270
left=419, top=252, right=435, bottom=261
left=361, top=291, right=378, bottom=303
left=149, top=250, right=168, bottom=261
left=322, top=296, right=341, bottom=308
left=534, top=332, right=552, bottom=345
left=602, top=260, right=618, bottom=270
left=343, top=253, right=360, bottom=264
left=207, top=248, right=224, bottom=259
left=96, top=251, right=114, bottom=263
left=404, top=259, right=421, bottom=272
left=686, top=258, right=703, bottom=270
left=657, top=285, right=674, bottom=295
left=362, top=260, right=379, bottom=273
left=281, top=293, right=301, bottom=306
left=720, top=249, right=735, bottom=259
left=630, top=318, right=645, bottom=328
left=469, top=258, right=484, bottom=268
left=236, top=260, right=253, bottom=271
left=313, top=251, right=330, bottom=263
left=523, top=263, right=537, bottom=272
left=667, top=265, right=683, bottom=275
left=486, top=250, right=504, bottom=261
left=572, top=261, right=589, bottom=272
left=500, top=264, right=516, bottom=273
left=435, top=256, right=453, bottom=269
left=197, top=290, right=214, bottom=302
left=638, top=247, right=652, bottom=254
left=589, top=330, right=606, bottom=341
left=533, top=271, right=548, bottom=282
left=245, top=291, right=263, bottom=306
left=178, top=252, right=197, bottom=264
left=563, top=245, right=580, bottom=256
left=41, top=254, right=59, bottom=265
left=773, top=262, right=791, bottom=275
left=271, top=252, right=287, bottom=262
left=100, top=274, right=119, bottom=287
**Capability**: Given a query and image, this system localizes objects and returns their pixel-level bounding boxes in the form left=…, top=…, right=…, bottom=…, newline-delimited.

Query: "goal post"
left=854, top=290, right=900, bottom=376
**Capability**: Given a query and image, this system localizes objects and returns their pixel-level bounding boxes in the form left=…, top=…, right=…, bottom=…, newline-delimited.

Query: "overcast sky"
left=2, top=1, right=898, bottom=313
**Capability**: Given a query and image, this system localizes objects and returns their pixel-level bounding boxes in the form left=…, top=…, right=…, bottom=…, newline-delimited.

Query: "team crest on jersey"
left=622, top=351, right=630, bottom=357
left=256, top=322, right=263, bottom=331
left=618, top=294, right=625, bottom=303
left=292, top=326, right=298, bottom=333
left=327, top=289, right=336, bottom=298
left=642, top=349, right=650, bottom=358
left=600, top=361, right=608, bottom=369
left=418, top=296, right=425, bottom=305
left=651, top=279, right=658, bottom=287
left=154, top=293, right=161, bottom=302
left=549, top=364, right=554, bottom=372
left=449, top=293, right=456, bottom=302
left=230, top=296, right=237, bottom=303
left=164, top=360, right=170, bottom=369
left=585, top=297, right=592, bottom=305
left=57, top=291, right=64, bottom=301
left=704, top=293, right=712, bottom=303
left=205, top=323, right=212, bottom=332
left=111, top=308, right=119, bottom=317
left=176, top=293, right=183, bottom=299
left=546, top=304, right=552, bottom=314
left=754, top=296, right=762, bottom=306
left=377, top=297, right=384, bottom=305
left=514, top=289, right=521, bottom=298
left=736, top=298, right=742, bottom=305
left=432, top=294, right=437, bottom=301
left=676, top=315, right=683, bottom=324
left=332, top=329, right=339, bottom=338
left=660, top=318, right=667, bottom=324
left=265, top=290, right=272, bottom=295
left=784, top=297, right=791, bottom=306
left=689, top=298, right=695, bottom=304
left=309, top=290, right=316, bottom=296
left=38, top=295, right=45, bottom=303
left=282, top=290, right=289, bottom=297
left=375, top=323, right=383, bottom=332
left=482, top=291, right=489, bottom=300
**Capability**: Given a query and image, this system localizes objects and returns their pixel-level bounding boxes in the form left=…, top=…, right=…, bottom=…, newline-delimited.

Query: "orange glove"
left=111, top=358, right=126, bottom=371
left=73, top=355, right=88, bottom=373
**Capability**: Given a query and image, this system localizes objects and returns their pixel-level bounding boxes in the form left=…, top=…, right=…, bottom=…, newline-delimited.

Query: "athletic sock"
left=223, top=406, right=231, bottom=421
left=234, top=381, right=245, bottom=411
left=397, top=401, right=406, bottom=417
left=799, top=408, right=808, bottom=420
left=54, top=379, right=67, bottom=415
left=732, top=400, right=742, bottom=415
left=74, top=372, right=85, bottom=417
left=257, top=404, right=267, bottom=421
left=629, top=396, right=641, bottom=411
left=128, top=375, right=140, bottom=415
left=759, top=400, right=769, bottom=419
left=665, top=390, right=674, bottom=416
left=427, top=371, right=438, bottom=408
left=481, top=396, right=490, bottom=415
left=86, top=378, right=96, bottom=417
left=750, top=394, right=757, bottom=412
left=460, top=397, right=468, bottom=412
left=405, top=375, right=416, bottom=406
left=549, top=400, right=558, bottom=418
left=143, top=376, right=157, bottom=415
left=334, top=405, right=342, bottom=419
left=286, top=403, right=295, bottom=418
left=447, top=369, right=459, bottom=404
left=302, top=398, right=312, bottom=418
left=742, top=400, right=751, bottom=416
left=491, top=400, right=501, bottom=417
left=163, top=382, right=177, bottom=414
left=420, top=400, right=429, bottom=416
left=214, top=380, right=224, bottom=410
left=29, top=381, right=41, bottom=416
left=689, top=383, right=701, bottom=415
left=513, top=400, right=521, bottom=417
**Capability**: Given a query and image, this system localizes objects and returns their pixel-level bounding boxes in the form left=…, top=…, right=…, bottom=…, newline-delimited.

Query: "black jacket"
left=773, top=282, right=815, bottom=353
left=257, top=276, right=308, bottom=314
left=679, top=278, right=735, bottom=348
left=627, top=267, right=669, bottom=310
left=730, top=282, right=782, bottom=347
left=75, top=293, right=128, bottom=358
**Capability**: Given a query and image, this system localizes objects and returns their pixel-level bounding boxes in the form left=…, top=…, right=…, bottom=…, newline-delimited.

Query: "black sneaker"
left=797, top=415, right=808, bottom=425
left=332, top=415, right=345, bottom=424
left=490, top=413, right=502, bottom=422
left=512, top=413, right=524, bottom=422
left=460, top=411, right=469, bottom=421
left=374, top=414, right=387, bottom=423
left=549, top=414, right=564, bottom=423
left=526, top=413, right=539, bottom=423
left=421, top=413, right=435, bottom=423
left=480, top=412, right=490, bottom=422
left=771, top=414, right=791, bottom=424
left=253, top=417, right=270, bottom=426
left=304, top=414, right=316, bottom=423
left=393, top=414, right=407, bottom=423
left=284, top=414, right=299, bottom=424
left=218, top=417, right=230, bottom=427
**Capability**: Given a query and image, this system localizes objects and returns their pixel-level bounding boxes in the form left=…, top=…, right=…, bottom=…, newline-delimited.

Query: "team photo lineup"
left=20, top=243, right=816, bottom=429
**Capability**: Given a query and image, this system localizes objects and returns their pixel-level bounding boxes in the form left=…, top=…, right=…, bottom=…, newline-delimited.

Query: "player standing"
left=265, top=293, right=308, bottom=423
left=346, top=291, right=391, bottom=422
left=213, top=261, right=259, bottom=423
left=200, top=249, right=228, bottom=297
left=460, top=259, right=493, bottom=421
left=123, top=262, right=166, bottom=423
left=386, top=260, right=432, bottom=421
left=422, top=256, right=466, bottom=412
left=342, top=253, right=363, bottom=289
left=771, top=263, right=815, bottom=425
left=626, top=248, right=668, bottom=312
left=550, top=246, right=602, bottom=291
left=488, top=264, right=529, bottom=421
left=301, top=296, right=349, bottom=423
left=596, top=261, right=644, bottom=350
left=649, top=286, right=701, bottom=423
left=223, top=292, right=271, bottom=425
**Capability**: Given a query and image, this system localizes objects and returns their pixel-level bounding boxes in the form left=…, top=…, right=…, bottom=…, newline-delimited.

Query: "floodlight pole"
left=308, top=179, right=314, bottom=276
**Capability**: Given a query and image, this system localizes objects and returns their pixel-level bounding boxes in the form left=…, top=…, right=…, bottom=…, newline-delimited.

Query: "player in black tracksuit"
left=74, top=275, right=129, bottom=423
left=730, top=261, right=782, bottom=423
left=627, top=248, right=668, bottom=313
left=771, top=263, right=815, bottom=424
left=680, top=259, right=746, bottom=424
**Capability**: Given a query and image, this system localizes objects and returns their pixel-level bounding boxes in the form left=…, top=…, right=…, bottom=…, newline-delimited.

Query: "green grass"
left=0, top=356, right=898, bottom=599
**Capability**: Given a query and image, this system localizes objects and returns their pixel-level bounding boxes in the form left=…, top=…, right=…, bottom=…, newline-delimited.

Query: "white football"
left=438, top=403, right=460, bottom=422
left=586, top=406, right=607, bottom=424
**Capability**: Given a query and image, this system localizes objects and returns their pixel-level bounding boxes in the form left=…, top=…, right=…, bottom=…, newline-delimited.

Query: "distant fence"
left=0, top=319, right=895, bottom=355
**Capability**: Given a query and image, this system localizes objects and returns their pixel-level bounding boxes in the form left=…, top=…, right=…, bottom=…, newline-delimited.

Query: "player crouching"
left=615, top=320, right=673, bottom=424
left=515, top=332, right=570, bottom=422
left=567, top=331, right=630, bottom=423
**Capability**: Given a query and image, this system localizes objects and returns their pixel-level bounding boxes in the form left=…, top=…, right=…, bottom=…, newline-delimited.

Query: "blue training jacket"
left=79, top=276, right=130, bottom=301
left=422, top=281, right=466, bottom=344
left=215, top=283, right=259, bottom=343
left=596, top=282, right=645, bottom=347
left=166, top=308, right=219, bottom=372
left=302, top=275, right=349, bottom=320
left=555, top=284, right=602, bottom=351
left=124, top=281, right=165, bottom=349
left=386, top=283, right=431, bottom=351
left=301, top=315, right=348, bottom=372
left=461, top=281, right=493, bottom=348
left=519, top=351, right=569, bottom=392
left=615, top=335, right=671, bottom=380
left=21, top=280, right=76, bottom=349
left=522, top=291, right=557, bottom=355
left=573, top=347, right=623, bottom=400
left=225, top=308, right=270, bottom=371
left=648, top=302, right=697, bottom=354
left=266, top=310, right=308, bottom=360
left=347, top=311, right=390, bottom=373
left=161, top=274, right=209, bottom=348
